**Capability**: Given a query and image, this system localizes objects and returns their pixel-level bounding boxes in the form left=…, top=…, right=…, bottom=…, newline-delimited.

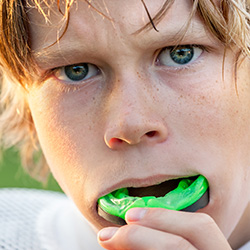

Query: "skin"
left=26, top=0, right=250, bottom=249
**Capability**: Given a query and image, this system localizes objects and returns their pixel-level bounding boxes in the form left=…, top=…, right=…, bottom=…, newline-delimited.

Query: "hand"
left=98, top=208, right=232, bottom=250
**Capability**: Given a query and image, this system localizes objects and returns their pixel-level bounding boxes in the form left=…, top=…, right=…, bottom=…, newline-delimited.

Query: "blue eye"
left=170, top=46, right=194, bottom=64
left=55, top=63, right=99, bottom=83
left=158, top=45, right=203, bottom=67
left=65, top=64, right=89, bottom=81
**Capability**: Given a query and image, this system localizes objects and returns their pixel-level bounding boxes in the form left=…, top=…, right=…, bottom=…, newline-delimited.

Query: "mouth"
left=97, top=175, right=209, bottom=225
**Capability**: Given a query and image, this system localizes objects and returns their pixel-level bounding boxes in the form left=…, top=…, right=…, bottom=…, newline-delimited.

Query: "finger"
left=125, top=208, right=231, bottom=250
left=98, top=225, right=197, bottom=250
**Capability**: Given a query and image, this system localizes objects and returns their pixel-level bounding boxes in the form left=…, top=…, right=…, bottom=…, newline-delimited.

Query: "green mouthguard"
left=98, top=175, right=208, bottom=221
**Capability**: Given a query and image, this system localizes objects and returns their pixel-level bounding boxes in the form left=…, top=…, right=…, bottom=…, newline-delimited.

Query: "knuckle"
left=195, top=212, right=215, bottom=229
left=146, top=208, right=170, bottom=223
left=118, top=224, right=141, bottom=246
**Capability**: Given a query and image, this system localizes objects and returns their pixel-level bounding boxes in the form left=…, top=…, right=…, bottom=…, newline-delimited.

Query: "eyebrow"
left=33, top=19, right=210, bottom=69
left=134, top=20, right=208, bottom=48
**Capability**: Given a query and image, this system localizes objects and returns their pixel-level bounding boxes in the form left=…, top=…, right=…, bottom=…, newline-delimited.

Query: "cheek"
left=198, top=60, right=250, bottom=237
left=31, top=107, right=83, bottom=194
left=161, top=60, right=250, bottom=236
left=27, top=84, right=103, bottom=196
left=186, top=57, right=250, bottom=149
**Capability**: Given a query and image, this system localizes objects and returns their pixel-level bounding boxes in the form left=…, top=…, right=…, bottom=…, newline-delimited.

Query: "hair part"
left=0, top=0, right=249, bottom=181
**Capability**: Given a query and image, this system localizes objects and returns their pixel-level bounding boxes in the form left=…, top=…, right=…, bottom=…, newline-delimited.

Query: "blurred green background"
left=0, top=148, right=63, bottom=192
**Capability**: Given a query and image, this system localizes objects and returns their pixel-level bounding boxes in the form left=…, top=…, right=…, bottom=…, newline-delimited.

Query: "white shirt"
left=239, top=242, right=250, bottom=250
left=0, top=188, right=104, bottom=250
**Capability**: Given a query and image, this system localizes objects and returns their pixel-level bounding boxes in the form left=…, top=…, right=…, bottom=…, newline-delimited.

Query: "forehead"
left=27, top=0, right=201, bottom=49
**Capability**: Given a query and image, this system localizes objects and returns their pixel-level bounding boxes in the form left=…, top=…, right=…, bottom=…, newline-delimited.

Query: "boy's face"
left=27, top=0, right=250, bottom=238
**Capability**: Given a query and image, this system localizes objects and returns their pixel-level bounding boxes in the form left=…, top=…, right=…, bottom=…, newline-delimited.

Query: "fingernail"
left=126, top=208, right=147, bottom=222
left=98, top=227, right=118, bottom=241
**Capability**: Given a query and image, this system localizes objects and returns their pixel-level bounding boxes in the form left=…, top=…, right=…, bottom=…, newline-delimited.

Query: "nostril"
left=109, top=138, right=123, bottom=146
left=104, top=124, right=168, bottom=149
left=146, top=131, right=156, bottom=137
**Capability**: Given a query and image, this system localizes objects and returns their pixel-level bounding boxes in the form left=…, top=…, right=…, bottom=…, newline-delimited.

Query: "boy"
left=0, top=0, right=249, bottom=249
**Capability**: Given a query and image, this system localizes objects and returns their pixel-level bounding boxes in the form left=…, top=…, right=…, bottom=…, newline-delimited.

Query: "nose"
left=104, top=119, right=168, bottom=149
left=104, top=76, right=168, bottom=150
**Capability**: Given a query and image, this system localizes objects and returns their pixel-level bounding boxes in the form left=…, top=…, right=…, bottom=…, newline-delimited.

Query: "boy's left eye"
left=157, top=45, right=203, bottom=67
left=54, top=63, right=100, bottom=83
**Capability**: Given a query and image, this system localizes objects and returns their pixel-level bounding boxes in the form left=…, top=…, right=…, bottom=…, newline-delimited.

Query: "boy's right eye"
left=54, top=63, right=100, bottom=83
